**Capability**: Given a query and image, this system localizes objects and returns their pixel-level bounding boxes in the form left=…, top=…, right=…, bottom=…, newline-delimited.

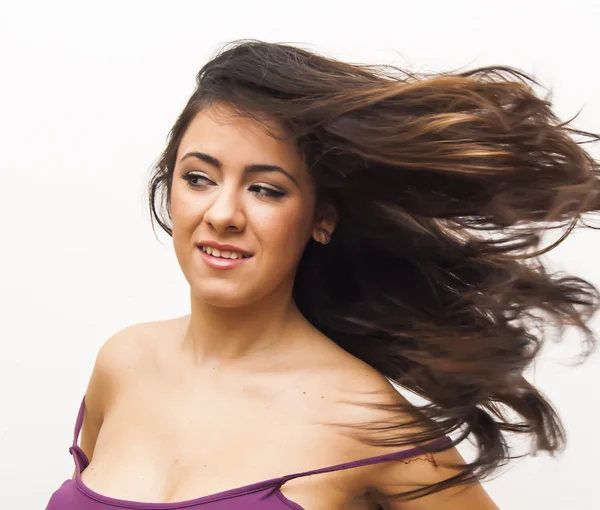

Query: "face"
left=169, top=103, right=335, bottom=308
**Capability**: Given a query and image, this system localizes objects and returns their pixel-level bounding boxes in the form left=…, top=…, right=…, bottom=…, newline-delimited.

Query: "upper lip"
left=196, top=241, right=253, bottom=256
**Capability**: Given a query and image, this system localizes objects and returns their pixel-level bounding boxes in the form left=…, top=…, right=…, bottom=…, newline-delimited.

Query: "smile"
left=200, top=245, right=251, bottom=259
left=197, top=245, right=253, bottom=270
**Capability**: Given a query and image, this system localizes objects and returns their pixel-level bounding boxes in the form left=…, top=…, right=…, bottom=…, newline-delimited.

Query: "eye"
left=248, top=184, right=286, bottom=199
left=182, top=172, right=214, bottom=188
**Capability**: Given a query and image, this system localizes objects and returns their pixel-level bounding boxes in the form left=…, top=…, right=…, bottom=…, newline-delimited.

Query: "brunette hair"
left=147, top=39, right=600, bottom=501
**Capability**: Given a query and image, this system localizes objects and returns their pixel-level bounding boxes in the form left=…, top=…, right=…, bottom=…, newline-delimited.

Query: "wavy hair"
left=147, top=39, right=600, bottom=501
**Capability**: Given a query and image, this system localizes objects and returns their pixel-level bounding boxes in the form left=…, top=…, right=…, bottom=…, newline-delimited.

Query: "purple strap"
left=68, top=395, right=89, bottom=472
left=277, top=435, right=453, bottom=484
left=72, top=395, right=86, bottom=447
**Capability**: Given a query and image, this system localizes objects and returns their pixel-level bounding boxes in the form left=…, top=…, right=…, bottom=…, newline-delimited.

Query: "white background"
left=1, top=1, right=599, bottom=508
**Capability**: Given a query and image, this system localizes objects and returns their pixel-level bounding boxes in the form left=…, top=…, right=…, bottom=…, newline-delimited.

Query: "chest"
left=80, top=374, right=376, bottom=509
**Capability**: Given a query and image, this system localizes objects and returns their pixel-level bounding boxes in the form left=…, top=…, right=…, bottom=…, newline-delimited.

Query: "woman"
left=46, top=40, right=600, bottom=509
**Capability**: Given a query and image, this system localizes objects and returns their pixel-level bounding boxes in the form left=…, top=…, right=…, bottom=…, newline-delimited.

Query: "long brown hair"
left=148, top=39, right=600, bottom=501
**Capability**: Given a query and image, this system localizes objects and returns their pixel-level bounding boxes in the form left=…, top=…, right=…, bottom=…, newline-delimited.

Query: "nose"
left=203, top=185, right=246, bottom=234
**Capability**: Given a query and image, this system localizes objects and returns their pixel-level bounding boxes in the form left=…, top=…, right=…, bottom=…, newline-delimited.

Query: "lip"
left=196, top=241, right=253, bottom=271
left=196, top=241, right=252, bottom=256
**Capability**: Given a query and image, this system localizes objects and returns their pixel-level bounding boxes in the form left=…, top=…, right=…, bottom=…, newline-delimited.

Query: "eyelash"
left=181, top=172, right=286, bottom=199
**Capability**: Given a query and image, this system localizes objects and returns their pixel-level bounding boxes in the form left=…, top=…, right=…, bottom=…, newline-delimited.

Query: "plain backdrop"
left=1, top=1, right=599, bottom=508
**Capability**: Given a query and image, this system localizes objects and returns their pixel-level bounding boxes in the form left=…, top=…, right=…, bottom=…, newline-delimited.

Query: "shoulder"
left=327, top=360, right=498, bottom=509
left=92, top=321, right=149, bottom=382
left=317, top=345, right=415, bottom=426
left=83, top=321, right=144, bottom=413
left=312, top=346, right=428, bottom=454
left=75, top=319, right=155, bottom=473
left=80, top=316, right=177, bottom=428
left=312, top=353, right=485, bottom=505
left=94, top=315, right=185, bottom=372
left=85, top=317, right=175, bottom=412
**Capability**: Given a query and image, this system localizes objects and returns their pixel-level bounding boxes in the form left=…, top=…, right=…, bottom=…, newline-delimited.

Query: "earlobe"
left=313, top=203, right=337, bottom=245
left=313, top=228, right=331, bottom=245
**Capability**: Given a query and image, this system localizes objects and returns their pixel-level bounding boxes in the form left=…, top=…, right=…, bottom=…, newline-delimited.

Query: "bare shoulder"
left=80, top=320, right=148, bottom=419
left=315, top=343, right=412, bottom=423
left=75, top=318, right=171, bottom=476
left=91, top=320, right=152, bottom=384
left=92, top=316, right=183, bottom=379
left=310, top=343, right=422, bottom=449
left=317, top=350, right=499, bottom=509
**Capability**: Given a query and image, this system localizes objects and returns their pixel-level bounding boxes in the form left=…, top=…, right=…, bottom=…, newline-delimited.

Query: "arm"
left=369, top=445, right=499, bottom=509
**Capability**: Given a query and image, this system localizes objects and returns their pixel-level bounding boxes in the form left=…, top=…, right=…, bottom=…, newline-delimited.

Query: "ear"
left=312, top=203, right=338, bottom=245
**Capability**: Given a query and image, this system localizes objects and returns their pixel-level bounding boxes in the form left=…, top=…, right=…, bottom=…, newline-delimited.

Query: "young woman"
left=46, top=40, right=600, bottom=510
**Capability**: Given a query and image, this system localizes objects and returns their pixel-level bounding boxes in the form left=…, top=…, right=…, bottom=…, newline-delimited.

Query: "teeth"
left=201, top=246, right=247, bottom=259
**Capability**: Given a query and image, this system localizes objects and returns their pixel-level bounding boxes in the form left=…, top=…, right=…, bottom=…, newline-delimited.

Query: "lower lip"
left=197, top=247, right=250, bottom=270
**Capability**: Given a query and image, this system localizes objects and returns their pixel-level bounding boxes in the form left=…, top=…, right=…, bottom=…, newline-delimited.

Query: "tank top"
left=45, top=396, right=453, bottom=509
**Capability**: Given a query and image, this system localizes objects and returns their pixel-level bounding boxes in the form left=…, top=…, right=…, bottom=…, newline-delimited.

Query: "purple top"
left=46, top=396, right=452, bottom=509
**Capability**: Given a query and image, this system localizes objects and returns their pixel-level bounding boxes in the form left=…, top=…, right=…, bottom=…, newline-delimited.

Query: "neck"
left=180, top=286, right=306, bottom=370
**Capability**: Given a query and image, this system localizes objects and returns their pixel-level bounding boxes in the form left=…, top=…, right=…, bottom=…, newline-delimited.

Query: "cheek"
left=255, top=203, right=312, bottom=251
left=170, top=187, right=201, bottom=232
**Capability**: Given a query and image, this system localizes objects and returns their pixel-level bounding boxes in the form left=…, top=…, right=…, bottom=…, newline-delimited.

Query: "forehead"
left=176, top=104, right=304, bottom=171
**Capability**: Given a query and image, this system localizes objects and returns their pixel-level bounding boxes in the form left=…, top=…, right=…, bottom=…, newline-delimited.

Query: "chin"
left=192, top=282, right=257, bottom=309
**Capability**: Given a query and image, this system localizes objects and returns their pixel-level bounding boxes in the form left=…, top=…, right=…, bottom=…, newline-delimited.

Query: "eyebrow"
left=179, top=151, right=299, bottom=187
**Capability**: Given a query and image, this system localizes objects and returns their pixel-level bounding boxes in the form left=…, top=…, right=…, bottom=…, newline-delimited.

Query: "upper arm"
left=370, top=445, right=499, bottom=510
left=71, top=323, right=143, bottom=479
